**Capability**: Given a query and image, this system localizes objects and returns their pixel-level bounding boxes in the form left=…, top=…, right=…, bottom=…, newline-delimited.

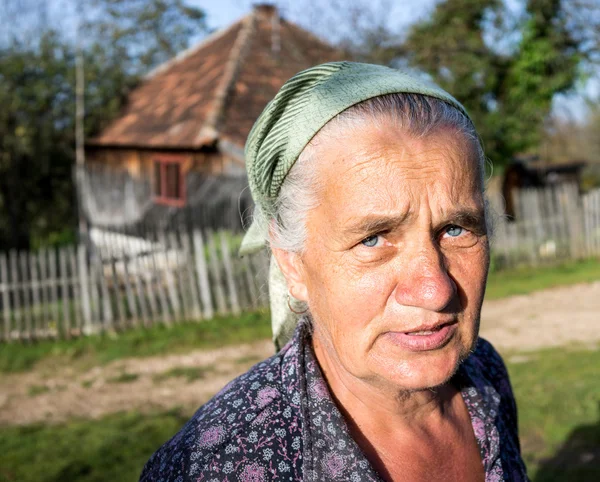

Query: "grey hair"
left=260, top=93, right=488, bottom=253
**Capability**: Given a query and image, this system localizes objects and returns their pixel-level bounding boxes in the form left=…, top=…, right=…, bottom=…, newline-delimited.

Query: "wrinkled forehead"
left=303, top=125, right=486, bottom=239
left=307, top=117, right=484, bottom=194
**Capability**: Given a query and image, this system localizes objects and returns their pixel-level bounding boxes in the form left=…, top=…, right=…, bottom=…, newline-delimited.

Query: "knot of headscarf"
left=239, top=61, right=469, bottom=350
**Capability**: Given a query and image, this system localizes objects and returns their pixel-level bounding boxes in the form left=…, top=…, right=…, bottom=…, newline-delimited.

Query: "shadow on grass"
left=0, top=409, right=191, bottom=482
left=533, top=405, right=600, bottom=482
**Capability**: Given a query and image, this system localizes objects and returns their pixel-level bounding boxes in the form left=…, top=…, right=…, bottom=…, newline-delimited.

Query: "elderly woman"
left=140, top=62, right=528, bottom=481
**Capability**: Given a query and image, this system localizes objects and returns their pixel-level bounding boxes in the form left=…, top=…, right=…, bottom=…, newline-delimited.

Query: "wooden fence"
left=0, top=230, right=270, bottom=342
left=1, top=184, right=600, bottom=342
left=489, top=184, right=600, bottom=269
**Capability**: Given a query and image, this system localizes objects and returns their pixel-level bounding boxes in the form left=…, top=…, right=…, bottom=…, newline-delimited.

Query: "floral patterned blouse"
left=140, top=320, right=528, bottom=481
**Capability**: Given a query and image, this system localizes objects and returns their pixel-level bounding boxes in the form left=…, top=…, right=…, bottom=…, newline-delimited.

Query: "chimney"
left=254, top=3, right=280, bottom=57
left=253, top=3, right=277, bottom=17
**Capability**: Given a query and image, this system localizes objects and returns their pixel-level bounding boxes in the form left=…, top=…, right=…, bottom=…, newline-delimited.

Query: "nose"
left=393, top=243, right=456, bottom=312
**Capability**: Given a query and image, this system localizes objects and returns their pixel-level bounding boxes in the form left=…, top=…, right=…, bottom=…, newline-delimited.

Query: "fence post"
left=68, top=247, right=82, bottom=332
left=158, top=230, right=181, bottom=322
left=29, top=252, right=42, bottom=338
left=77, top=244, right=93, bottom=334
left=148, top=229, right=172, bottom=327
left=583, top=192, right=591, bottom=257
left=207, top=230, right=227, bottom=315
left=180, top=230, right=202, bottom=320
left=102, top=232, right=126, bottom=329
left=38, top=248, right=50, bottom=335
left=59, top=248, right=70, bottom=338
left=9, top=251, right=21, bottom=339
left=19, top=251, right=32, bottom=340
left=0, top=252, right=10, bottom=341
left=48, top=248, right=60, bottom=337
left=193, top=230, right=214, bottom=320
left=563, top=184, right=585, bottom=259
left=169, top=231, right=192, bottom=320
left=132, top=253, right=154, bottom=327
left=242, top=254, right=259, bottom=309
left=220, top=231, right=240, bottom=315
left=127, top=245, right=149, bottom=327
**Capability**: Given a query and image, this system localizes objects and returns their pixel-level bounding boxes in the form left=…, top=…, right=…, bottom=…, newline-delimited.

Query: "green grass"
left=152, top=366, right=214, bottom=383
left=507, top=347, right=600, bottom=481
left=486, top=258, right=600, bottom=300
left=234, top=354, right=265, bottom=365
left=0, top=409, right=191, bottom=482
left=0, top=310, right=271, bottom=374
left=107, top=372, right=139, bottom=384
left=81, top=379, right=95, bottom=389
left=0, top=347, right=597, bottom=482
left=27, top=384, right=50, bottom=397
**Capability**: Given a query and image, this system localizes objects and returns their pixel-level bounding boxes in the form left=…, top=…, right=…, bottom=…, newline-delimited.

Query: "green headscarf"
left=240, top=61, right=469, bottom=349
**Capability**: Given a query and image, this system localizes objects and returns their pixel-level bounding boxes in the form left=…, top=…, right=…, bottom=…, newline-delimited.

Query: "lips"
left=386, top=321, right=457, bottom=351
left=406, top=329, right=439, bottom=336
left=404, top=321, right=453, bottom=336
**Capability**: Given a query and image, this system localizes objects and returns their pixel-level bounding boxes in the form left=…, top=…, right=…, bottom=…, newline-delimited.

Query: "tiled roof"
left=88, top=5, right=343, bottom=150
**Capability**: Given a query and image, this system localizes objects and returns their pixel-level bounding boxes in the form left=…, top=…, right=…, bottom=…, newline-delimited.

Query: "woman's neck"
left=311, top=333, right=457, bottom=434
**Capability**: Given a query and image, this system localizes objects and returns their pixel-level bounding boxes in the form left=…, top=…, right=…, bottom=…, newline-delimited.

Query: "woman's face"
left=281, top=119, right=489, bottom=393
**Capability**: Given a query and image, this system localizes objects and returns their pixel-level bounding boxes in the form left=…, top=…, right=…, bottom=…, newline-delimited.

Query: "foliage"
left=538, top=102, right=600, bottom=168
left=86, top=0, right=206, bottom=76
left=0, top=31, right=137, bottom=251
left=0, top=0, right=207, bottom=251
left=403, top=0, right=583, bottom=166
left=0, top=33, right=77, bottom=251
left=293, top=0, right=597, bottom=166
left=0, top=310, right=272, bottom=374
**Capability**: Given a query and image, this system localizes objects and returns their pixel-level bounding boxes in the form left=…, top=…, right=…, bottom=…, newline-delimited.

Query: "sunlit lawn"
left=508, top=347, right=600, bottom=481
left=0, top=310, right=271, bottom=374
left=0, top=409, right=191, bottom=482
left=485, top=258, right=600, bottom=300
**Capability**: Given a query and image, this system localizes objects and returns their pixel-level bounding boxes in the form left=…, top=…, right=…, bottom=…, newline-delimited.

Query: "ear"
left=271, top=247, right=309, bottom=301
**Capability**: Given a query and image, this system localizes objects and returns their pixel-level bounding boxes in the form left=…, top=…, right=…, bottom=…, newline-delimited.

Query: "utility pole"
left=75, top=2, right=86, bottom=238
left=75, top=3, right=93, bottom=334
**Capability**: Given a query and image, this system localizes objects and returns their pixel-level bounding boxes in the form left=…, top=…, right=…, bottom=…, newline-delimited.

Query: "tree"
left=0, top=33, right=76, bottom=250
left=278, top=0, right=408, bottom=65
left=86, top=0, right=206, bottom=75
left=403, top=0, right=586, bottom=166
left=0, top=0, right=208, bottom=251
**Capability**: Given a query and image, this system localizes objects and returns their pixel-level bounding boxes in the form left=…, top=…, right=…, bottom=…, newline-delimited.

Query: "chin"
left=372, top=337, right=469, bottom=392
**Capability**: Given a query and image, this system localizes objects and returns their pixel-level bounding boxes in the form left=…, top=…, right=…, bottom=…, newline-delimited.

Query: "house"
left=502, top=156, right=586, bottom=219
left=83, top=4, right=343, bottom=231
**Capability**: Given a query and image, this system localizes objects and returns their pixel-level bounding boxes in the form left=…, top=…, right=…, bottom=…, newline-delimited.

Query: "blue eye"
left=361, top=235, right=379, bottom=247
left=446, top=225, right=464, bottom=237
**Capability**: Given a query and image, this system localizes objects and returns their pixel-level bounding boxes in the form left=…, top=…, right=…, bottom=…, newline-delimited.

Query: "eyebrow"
left=446, top=209, right=487, bottom=232
left=341, top=207, right=487, bottom=237
left=341, top=213, right=412, bottom=237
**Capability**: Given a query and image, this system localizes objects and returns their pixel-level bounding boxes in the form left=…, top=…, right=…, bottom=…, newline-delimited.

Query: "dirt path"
left=480, top=280, right=600, bottom=352
left=1, top=281, right=599, bottom=426
left=0, top=341, right=274, bottom=426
